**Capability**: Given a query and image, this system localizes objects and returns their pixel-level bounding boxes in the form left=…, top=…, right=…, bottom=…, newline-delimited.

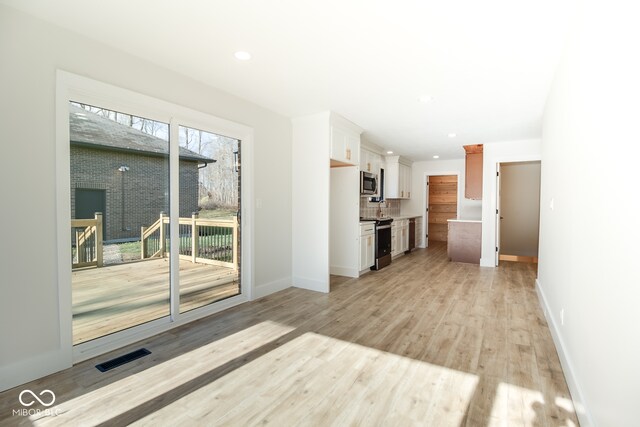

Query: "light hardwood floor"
left=0, top=242, right=578, bottom=426
left=72, top=258, right=239, bottom=344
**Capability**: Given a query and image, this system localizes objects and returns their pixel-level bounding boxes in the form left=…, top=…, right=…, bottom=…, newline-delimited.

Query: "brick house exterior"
left=69, top=105, right=214, bottom=242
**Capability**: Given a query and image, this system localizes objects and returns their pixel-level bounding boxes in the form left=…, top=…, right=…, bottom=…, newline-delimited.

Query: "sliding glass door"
left=69, top=102, right=172, bottom=344
left=177, top=125, right=241, bottom=313
left=68, top=101, right=242, bottom=346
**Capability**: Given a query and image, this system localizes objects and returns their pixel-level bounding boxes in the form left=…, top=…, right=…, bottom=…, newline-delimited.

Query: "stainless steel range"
left=361, top=217, right=394, bottom=270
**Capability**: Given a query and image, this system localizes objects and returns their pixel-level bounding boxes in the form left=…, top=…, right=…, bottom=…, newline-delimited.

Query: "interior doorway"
left=426, top=175, right=458, bottom=245
left=497, top=161, right=541, bottom=264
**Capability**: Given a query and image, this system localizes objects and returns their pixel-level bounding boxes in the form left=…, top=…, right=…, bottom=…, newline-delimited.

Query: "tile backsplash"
left=360, top=197, right=401, bottom=218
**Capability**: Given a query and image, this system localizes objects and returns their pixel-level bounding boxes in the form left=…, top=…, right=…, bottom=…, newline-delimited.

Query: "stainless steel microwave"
left=360, top=171, right=378, bottom=195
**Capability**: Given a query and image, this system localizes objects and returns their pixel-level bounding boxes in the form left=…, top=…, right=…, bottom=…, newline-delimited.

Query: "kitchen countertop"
left=447, top=219, right=482, bottom=223
left=391, top=214, right=421, bottom=220
left=359, top=220, right=376, bottom=225
left=359, top=215, right=421, bottom=224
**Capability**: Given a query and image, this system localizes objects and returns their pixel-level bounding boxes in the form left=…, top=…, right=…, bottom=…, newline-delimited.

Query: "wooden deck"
left=72, top=258, right=239, bottom=344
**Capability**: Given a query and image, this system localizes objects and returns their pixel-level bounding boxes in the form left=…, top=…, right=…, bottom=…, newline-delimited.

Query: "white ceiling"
left=3, top=0, right=573, bottom=160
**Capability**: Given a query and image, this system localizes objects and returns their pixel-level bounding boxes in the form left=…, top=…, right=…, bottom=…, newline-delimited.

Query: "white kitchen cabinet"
left=391, top=219, right=409, bottom=256
left=401, top=220, right=409, bottom=252
left=360, top=148, right=382, bottom=175
left=401, top=164, right=412, bottom=199
left=385, top=156, right=413, bottom=199
left=359, top=223, right=375, bottom=271
left=391, top=222, right=399, bottom=256
left=331, top=125, right=360, bottom=166
left=360, top=149, right=370, bottom=172
left=414, top=216, right=423, bottom=247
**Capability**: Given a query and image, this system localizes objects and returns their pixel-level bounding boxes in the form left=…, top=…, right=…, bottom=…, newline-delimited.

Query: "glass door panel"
left=69, top=101, right=171, bottom=344
left=177, top=125, right=241, bottom=313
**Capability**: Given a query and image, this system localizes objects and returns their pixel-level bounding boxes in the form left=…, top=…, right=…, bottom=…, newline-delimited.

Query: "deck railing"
left=141, top=212, right=238, bottom=269
left=71, top=213, right=103, bottom=269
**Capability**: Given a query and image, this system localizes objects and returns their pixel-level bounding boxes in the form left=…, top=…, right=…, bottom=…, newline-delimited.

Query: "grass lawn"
left=118, top=241, right=141, bottom=254
left=198, top=208, right=237, bottom=220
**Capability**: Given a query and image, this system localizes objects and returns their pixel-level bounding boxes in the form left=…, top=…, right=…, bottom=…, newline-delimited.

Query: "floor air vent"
left=95, top=348, right=151, bottom=372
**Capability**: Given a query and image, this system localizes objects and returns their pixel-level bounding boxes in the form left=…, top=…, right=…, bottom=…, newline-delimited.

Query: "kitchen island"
left=447, top=219, right=482, bottom=264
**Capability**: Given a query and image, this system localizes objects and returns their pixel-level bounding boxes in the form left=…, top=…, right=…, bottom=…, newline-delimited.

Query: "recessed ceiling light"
left=448, top=133, right=457, bottom=138
left=419, top=95, right=433, bottom=103
left=433, top=155, right=440, bottom=159
left=234, top=51, right=252, bottom=61
left=386, top=151, right=394, bottom=154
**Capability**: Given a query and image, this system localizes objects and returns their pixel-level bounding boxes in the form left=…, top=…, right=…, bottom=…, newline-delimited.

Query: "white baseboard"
left=292, top=276, right=329, bottom=293
left=253, top=277, right=291, bottom=299
left=535, top=279, right=595, bottom=427
left=359, top=268, right=372, bottom=277
left=0, top=349, right=71, bottom=393
left=329, top=266, right=358, bottom=278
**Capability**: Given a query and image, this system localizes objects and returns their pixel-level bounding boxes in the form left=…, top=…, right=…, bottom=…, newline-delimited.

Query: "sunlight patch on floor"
left=131, top=332, right=480, bottom=426
left=489, top=382, right=576, bottom=427
left=29, top=321, right=295, bottom=425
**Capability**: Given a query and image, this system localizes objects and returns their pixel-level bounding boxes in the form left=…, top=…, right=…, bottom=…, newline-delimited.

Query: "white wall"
left=537, top=1, right=640, bottom=425
left=291, top=113, right=330, bottom=292
left=406, top=159, right=481, bottom=246
left=0, top=5, right=292, bottom=390
left=479, top=139, right=541, bottom=266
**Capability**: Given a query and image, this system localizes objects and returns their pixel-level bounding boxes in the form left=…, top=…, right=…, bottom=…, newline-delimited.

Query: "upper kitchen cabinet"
left=360, top=147, right=382, bottom=175
left=464, top=144, right=483, bottom=200
left=401, top=163, right=412, bottom=198
left=385, top=156, right=413, bottom=199
left=330, top=114, right=362, bottom=166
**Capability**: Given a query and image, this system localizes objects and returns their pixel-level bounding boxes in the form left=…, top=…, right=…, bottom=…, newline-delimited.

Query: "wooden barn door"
left=427, top=175, right=458, bottom=243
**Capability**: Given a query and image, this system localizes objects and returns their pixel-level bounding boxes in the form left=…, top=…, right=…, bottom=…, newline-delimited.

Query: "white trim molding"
left=253, top=277, right=292, bottom=299
left=535, top=279, right=595, bottom=427
left=480, top=139, right=541, bottom=267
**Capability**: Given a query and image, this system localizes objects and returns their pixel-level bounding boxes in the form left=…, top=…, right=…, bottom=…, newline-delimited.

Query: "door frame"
left=422, top=171, right=461, bottom=248
left=482, top=153, right=541, bottom=267
left=495, top=163, right=501, bottom=266
left=56, top=71, right=255, bottom=364
left=496, top=160, right=542, bottom=266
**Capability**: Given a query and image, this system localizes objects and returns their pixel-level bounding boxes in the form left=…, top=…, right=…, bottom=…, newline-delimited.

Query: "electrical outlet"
left=560, top=308, right=564, bottom=326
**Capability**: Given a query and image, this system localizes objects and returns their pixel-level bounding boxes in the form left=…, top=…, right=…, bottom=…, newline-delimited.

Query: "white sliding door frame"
left=56, top=70, right=254, bottom=364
